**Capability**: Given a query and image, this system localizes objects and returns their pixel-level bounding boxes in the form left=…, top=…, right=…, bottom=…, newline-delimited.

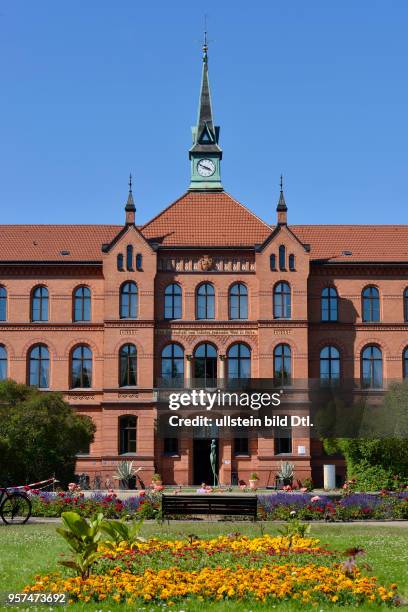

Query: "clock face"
left=197, top=158, right=216, bottom=177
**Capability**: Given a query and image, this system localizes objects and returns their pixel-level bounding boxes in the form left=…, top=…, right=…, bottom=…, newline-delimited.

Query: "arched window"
left=0, top=286, right=7, bottom=321
left=126, top=245, right=133, bottom=271
left=31, top=286, right=48, bottom=322
left=274, top=344, right=291, bottom=385
left=28, top=344, right=50, bottom=388
left=71, top=345, right=92, bottom=388
left=164, top=283, right=182, bottom=320
left=270, top=254, right=276, bottom=271
left=196, top=283, right=215, bottom=319
left=404, top=288, right=408, bottom=322
left=403, top=347, right=408, bottom=379
left=279, top=245, right=286, bottom=270
left=362, top=286, right=380, bottom=322
left=227, top=343, right=251, bottom=379
left=193, top=343, right=217, bottom=384
left=73, top=286, right=91, bottom=322
left=0, top=345, right=7, bottom=380
left=120, top=282, right=138, bottom=319
left=119, top=344, right=137, bottom=387
left=273, top=282, right=291, bottom=319
left=119, top=415, right=137, bottom=454
left=321, top=287, right=338, bottom=321
left=161, top=343, right=184, bottom=382
left=136, top=254, right=143, bottom=271
left=320, top=346, right=340, bottom=382
left=288, top=254, right=295, bottom=271
left=229, top=283, right=248, bottom=320
left=117, top=254, right=124, bottom=271
left=361, top=345, right=382, bottom=388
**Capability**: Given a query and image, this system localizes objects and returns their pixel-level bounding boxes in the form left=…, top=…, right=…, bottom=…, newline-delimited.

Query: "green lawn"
left=0, top=522, right=407, bottom=611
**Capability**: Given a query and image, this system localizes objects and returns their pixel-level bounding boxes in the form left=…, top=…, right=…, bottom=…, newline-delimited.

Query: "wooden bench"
left=161, top=494, right=257, bottom=520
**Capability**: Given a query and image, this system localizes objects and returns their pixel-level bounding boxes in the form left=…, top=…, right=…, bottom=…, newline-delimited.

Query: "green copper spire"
left=188, top=32, right=223, bottom=191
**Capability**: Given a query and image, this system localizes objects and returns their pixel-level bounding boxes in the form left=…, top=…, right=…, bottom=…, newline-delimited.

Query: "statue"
left=210, top=439, right=217, bottom=487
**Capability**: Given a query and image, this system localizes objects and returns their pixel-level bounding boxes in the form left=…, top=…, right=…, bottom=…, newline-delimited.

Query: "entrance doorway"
left=193, top=439, right=218, bottom=485
left=193, top=343, right=217, bottom=387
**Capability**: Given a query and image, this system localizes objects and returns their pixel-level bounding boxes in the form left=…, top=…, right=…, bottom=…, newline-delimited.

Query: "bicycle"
left=0, top=487, right=31, bottom=525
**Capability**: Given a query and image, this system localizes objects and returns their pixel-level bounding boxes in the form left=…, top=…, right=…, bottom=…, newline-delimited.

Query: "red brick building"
left=1, top=45, right=408, bottom=487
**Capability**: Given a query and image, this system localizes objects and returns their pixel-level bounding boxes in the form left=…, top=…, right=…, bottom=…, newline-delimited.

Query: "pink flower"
left=300, top=487, right=308, bottom=492
left=311, top=495, right=321, bottom=502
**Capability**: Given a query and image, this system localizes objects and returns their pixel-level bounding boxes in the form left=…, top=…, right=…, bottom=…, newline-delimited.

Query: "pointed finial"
left=203, top=15, right=208, bottom=63
left=277, top=173, right=288, bottom=224
left=125, top=172, right=136, bottom=224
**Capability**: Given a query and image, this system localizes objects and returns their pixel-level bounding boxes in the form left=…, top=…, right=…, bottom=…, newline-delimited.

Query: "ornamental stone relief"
left=157, top=256, right=255, bottom=273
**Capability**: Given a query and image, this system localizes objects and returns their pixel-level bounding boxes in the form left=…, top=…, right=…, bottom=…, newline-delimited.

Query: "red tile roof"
left=141, top=191, right=272, bottom=247
left=0, top=194, right=408, bottom=264
left=291, top=225, right=408, bottom=262
left=0, top=225, right=121, bottom=261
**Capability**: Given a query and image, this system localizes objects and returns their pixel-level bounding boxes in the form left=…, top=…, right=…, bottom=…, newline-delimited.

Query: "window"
left=28, top=344, right=50, bottom=388
left=289, top=254, right=295, bottom=271
left=321, top=287, right=338, bottom=321
left=119, top=415, right=137, bottom=454
left=136, top=254, right=143, bottom=271
left=270, top=254, right=276, bottom=271
left=31, top=286, right=48, bottom=322
left=275, top=432, right=292, bottom=455
left=0, top=345, right=7, bottom=380
left=234, top=437, right=249, bottom=455
left=279, top=245, right=286, bottom=270
left=227, top=343, right=251, bottom=379
left=164, top=437, right=179, bottom=455
left=196, top=283, right=215, bottom=319
left=119, top=344, right=137, bottom=386
left=0, top=286, right=6, bottom=321
left=117, top=254, right=124, bottom=271
left=71, top=345, right=92, bottom=388
left=273, top=282, right=291, bottom=319
left=404, top=288, right=408, bottom=322
left=120, top=282, right=138, bottom=319
left=164, top=283, right=182, bottom=320
left=126, top=245, right=133, bottom=271
left=404, top=347, right=408, bottom=379
left=193, top=343, right=217, bottom=384
left=73, top=286, right=91, bottom=322
left=362, top=286, right=380, bottom=322
left=229, top=283, right=248, bottom=320
left=274, top=343, right=291, bottom=385
left=320, top=346, right=340, bottom=382
left=161, top=343, right=184, bottom=382
left=361, top=345, right=382, bottom=388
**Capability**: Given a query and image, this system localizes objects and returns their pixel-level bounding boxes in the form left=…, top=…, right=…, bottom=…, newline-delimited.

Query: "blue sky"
left=1, top=1, right=407, bottom=226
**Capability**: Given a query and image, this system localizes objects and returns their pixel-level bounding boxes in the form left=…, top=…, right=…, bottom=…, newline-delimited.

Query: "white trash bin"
left=323, top=464, right=336, bottom=490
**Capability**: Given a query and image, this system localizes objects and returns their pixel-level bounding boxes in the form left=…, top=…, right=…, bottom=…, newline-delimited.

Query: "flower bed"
left=258, top=491, right=408, bottom=521
left=28, top=489, right=408, bottom=521
left=25, top=534, right=401, bottom=606
left=29, top=490, right=159, bottom=519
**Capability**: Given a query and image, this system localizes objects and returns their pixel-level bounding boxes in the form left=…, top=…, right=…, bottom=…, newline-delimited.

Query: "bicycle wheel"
left=0, top=493, right=32, bottom=525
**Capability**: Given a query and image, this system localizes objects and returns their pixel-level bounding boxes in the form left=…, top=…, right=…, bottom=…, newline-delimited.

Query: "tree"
left=0, top=380, right=95, bottom=487
left=322, top=381, right=408, bottom=490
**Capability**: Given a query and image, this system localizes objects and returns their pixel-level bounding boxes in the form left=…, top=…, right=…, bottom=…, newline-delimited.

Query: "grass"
left=0, top=521, right=407, bottom=610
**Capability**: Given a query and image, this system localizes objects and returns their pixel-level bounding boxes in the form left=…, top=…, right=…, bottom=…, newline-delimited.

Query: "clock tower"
left=189, top=35, right=223, bottom=191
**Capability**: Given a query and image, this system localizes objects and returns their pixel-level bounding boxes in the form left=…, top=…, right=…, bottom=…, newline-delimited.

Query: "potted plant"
left=151, top=473, right=162, bottom=489
left=113, top=461, right=135, bottom=490
left=277, top=461, right=295, bottom=487
left=249, top=472, right=259, bottom=490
